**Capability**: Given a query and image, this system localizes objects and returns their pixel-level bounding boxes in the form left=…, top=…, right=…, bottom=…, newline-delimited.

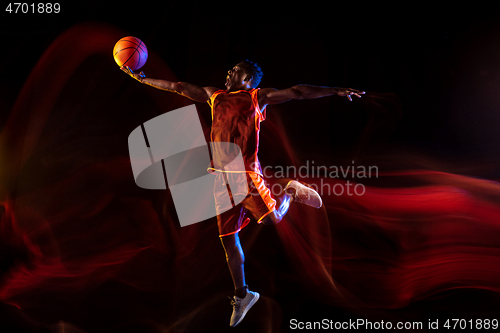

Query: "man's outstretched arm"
left=259, top=85, right=365, bottom=109
left=121, top=66, right=218, bottom=103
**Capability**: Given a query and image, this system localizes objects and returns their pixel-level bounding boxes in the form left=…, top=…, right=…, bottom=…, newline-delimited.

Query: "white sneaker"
left=285, top=180, right=322, bottom=208
left=229, top=290, right=260, bottom=327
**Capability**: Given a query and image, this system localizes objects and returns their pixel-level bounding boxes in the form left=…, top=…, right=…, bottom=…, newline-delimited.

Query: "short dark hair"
left=238, top=59, right=263, bottom=88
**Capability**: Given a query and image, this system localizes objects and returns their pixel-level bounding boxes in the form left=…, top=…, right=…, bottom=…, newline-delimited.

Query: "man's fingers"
left=336, top=88, right=365, bottom=101
left=120, top=66, right=136, bottom=75
left=348, top=90, right=365, bottom=100
left=345, top=90, right=364, bottom=101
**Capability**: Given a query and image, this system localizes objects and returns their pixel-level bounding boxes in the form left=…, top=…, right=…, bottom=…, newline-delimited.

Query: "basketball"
left=113, top=36, right=148, bottom=71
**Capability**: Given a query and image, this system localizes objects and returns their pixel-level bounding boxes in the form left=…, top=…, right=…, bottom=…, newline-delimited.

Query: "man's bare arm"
left=121, top=66, right=218, bottom=103
left=259, top=85, right=365, bottom=109
left=143, top=79, right=218, bottom=102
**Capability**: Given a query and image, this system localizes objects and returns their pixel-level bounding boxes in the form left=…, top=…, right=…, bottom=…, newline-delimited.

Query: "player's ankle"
left=235, top=285, right=248, bottom=298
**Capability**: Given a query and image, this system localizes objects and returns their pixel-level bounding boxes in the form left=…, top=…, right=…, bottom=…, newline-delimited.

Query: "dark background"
left=2, top=3, right=500, bottom=333
left=4, top=3, right=500, bottom=163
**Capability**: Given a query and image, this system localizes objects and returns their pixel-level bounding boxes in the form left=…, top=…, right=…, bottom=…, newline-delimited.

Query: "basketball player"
left=121, top=60, right=364, bottom=327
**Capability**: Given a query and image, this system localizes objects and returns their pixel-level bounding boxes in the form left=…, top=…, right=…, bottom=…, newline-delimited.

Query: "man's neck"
left=227, top=87, right=252, bottom=92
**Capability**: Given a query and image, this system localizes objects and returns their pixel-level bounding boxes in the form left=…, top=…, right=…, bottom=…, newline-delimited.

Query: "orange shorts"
left=214, top=172, right=276, bottom=237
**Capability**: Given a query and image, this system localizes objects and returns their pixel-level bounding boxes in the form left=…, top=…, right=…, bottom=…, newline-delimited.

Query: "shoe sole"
left=231, top=292, right=260, bottom=327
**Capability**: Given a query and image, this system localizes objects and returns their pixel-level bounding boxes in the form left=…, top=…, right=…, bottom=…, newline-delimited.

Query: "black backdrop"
left=2, top=3, right=500, bottom=332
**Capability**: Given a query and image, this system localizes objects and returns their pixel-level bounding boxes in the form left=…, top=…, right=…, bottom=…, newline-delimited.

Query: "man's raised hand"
left=120, top=66, right=146, bottom=83
left=335, top=88, right=365, bottom=101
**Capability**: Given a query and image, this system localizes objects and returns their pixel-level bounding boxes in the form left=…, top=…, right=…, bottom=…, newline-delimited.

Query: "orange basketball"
left=113, top=36, right=148, bottom=71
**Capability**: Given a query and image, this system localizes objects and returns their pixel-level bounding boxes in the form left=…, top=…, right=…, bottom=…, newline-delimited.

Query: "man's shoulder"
left=256, top=87, right=277, bottom=105
left=257, top=87, right=276, bottom=92
left=256, top=87, right=277, bottom=97
left=205, top=86, right=223, bottom=97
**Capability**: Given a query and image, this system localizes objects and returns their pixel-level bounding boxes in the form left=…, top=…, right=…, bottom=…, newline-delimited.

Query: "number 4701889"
left=444, top=319, right=498, bottom=330
left=5, top=3, right=60, bottom=13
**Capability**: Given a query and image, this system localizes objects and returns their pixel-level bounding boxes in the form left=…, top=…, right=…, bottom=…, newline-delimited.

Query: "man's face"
left=225, top=64, right=251, bottom=91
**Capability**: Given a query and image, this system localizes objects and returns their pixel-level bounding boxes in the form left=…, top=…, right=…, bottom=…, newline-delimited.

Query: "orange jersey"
left=208, top=88, right=266, bottom=175
left=208, top=88, right=276, bottom=228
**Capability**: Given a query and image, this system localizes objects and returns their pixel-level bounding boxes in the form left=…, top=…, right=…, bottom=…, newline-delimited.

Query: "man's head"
left=225, top=59, right=263, bottom=91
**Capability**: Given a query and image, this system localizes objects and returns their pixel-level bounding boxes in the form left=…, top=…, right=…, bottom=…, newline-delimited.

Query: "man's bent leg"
left=260, top=179, right=322, bottom=225
left=261, top=190, right=293, bottom=225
